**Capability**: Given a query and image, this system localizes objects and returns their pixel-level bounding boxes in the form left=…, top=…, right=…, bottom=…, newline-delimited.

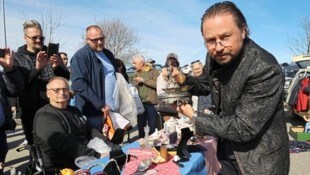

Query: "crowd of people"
left=0, top=1, right=290, bottom=175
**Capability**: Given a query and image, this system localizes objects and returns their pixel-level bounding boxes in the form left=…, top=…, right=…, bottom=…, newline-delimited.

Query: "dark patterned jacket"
left=13, top=45, right=70, bottom=111
left=184, top=38, right=289, bottom=175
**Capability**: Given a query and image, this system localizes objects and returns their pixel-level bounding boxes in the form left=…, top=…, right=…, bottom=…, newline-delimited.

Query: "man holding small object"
left=71, top=25, right=118, bottom=132
left=0, top=48, right=24, bottom=175
left=167, top=2, right=289, bottom=175
left=13, top=19, right=70, bottom=145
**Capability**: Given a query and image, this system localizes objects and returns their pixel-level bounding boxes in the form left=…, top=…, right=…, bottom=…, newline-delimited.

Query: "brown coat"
left=133, top=64, right=159, bottom=104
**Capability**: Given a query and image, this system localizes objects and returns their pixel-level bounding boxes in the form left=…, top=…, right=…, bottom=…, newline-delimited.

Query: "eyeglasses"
left=204, top=36, right=231, bottom=50
left=25, top=34, right=45, bottom=41
left=47, top=88, right=69, bottom=94
left=87, top=36, right=105, bottom=43
left=191, top=60, right=201, bottom=65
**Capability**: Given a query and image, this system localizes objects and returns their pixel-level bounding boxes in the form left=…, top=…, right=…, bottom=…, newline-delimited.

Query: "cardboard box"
left=289, top=126, right=310, bottom=141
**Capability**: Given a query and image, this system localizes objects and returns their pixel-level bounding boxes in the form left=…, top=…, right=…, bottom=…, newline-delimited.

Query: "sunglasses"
left=191, top=60, right=200, bottom=65
left=25, top=34, right=45, bottom=41
left=88, top=36, right=105, bottom=43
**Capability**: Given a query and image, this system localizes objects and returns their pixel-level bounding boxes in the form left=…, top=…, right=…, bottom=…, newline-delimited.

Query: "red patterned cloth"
left=295, top=78, right=310, bottom=112
left=123, top=148, right=180, bottom=175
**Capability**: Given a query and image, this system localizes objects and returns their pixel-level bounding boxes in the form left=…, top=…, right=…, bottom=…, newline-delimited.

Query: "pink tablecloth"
left=136, top=130, right=221, bottom=175
left=123, top=148, right=180, bottom=175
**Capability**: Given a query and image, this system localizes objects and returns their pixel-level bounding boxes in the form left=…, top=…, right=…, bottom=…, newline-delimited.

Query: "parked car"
left=180, top=64, right=192, bottom=75
left=285, top=55, right=310, bottom=120
left=282, top=63, right=299, bottom=98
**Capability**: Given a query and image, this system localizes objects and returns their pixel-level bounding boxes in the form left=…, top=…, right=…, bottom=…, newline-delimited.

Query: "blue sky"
left=0, top=0, right=309, bottom=66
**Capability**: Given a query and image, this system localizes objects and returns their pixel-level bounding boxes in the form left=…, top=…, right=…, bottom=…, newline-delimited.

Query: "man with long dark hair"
left=169, top=2, right=289, bottom=174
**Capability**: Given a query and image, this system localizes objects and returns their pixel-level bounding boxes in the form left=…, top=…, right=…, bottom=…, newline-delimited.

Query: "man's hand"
left=176, top=103, right=195, bottom=119
left=161, top=67, right=169, bottom=81
left=101, top=105, right=110, bottom=119
left=0, top=48, right=14, bottom=71
left=134, top=76, right=144, bottom=84
left=50, top=54, right=62, bottom=69
left=162, top=67, right=185, bottom=84
left=35, top=51, right=49, bottom=71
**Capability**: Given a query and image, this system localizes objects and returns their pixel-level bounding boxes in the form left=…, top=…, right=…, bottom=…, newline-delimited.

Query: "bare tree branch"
left=40, top=6, right=64, bottom=44
left=288, top=16, right=310, bottom=56
left=97, top=19, right=140, bottom=64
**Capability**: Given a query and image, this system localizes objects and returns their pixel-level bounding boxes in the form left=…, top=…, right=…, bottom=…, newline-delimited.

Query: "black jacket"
left=13, top=45, right=70, bottom=111
left=33, top=104, right=119, bottom=170
left=0, top=69, right=24, bottom=131
left=184, top=38, right=289, bottom=175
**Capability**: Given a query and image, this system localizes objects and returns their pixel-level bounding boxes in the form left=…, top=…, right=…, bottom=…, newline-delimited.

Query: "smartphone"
left=47, top=43, right=59, bottom=58
left=0, top=48, right=5, bottom=58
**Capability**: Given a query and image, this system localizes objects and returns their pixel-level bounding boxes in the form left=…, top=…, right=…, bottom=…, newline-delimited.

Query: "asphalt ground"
left=3, top=113, right=310, bottom=175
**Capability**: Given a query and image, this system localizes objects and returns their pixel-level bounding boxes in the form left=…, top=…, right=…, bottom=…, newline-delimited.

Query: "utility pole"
left=2, top=0, right=7, bottom=47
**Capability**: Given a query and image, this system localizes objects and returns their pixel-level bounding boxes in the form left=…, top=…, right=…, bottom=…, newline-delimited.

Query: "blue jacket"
left=70, top=45, right=117, bottom=117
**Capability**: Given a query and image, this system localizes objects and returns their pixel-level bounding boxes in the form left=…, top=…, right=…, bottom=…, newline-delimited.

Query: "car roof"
left=292, top=55, right=310, bottom=62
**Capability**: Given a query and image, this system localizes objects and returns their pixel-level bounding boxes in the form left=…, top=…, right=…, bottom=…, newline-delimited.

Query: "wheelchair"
left=17, top=144, right=60, bottom=175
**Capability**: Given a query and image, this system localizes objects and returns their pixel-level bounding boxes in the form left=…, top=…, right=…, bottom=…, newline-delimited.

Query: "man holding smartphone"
left=13, top=20, right=70, bottom=146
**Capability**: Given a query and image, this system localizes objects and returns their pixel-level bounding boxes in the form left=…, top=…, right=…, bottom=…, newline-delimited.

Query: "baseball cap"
left=146, top=58, right=155, bottom=64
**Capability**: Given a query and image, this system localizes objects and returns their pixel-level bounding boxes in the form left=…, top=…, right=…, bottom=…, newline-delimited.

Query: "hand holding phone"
left=0, top=48, right=14, bottom=71
left=0, top=48, right=5, bottom=58
left=47, top=43, right=59, bottom=58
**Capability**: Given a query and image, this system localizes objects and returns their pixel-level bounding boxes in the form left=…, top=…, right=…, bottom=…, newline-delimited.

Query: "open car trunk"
left=285, top=55, right=310, bottom=120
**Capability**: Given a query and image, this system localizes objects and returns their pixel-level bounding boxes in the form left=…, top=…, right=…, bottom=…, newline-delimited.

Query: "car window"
left=296, top=61, right=310, bottom=69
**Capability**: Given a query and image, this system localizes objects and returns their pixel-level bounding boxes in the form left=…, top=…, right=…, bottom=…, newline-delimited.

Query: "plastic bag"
left=75, top=156, right=97, bottom=169
left=87, top=137, right=111, bottom=154
left=113, top=73, right=138, bottom=126
left=129, top=84, right=145, bottom=115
